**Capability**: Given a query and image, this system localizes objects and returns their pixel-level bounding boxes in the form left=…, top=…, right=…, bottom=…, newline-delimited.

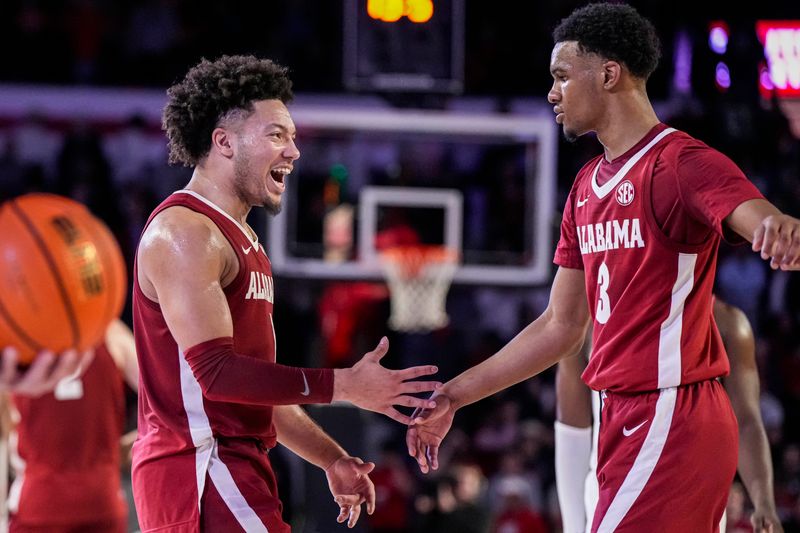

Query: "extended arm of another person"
left=716, top=300, right=783, bottom=533
left=555, top=339, right=593, bottom=533
left=104, top=319, right=139, bottom=392
left=273, top=405, right=375, bottom=529
left=726, top=198, right=800, bottom=270
left=0, top=347, right=93, bottom=398
left=407, top=266, right=591, bottom=473
left=104, top=318, right=139, bottom=465
left=140, top=211, right=439, bottom=424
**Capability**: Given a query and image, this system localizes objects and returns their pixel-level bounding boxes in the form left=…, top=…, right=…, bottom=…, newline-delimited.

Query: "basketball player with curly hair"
left=133, top=55, right=441, bottom=532
left=407, top=3, right=800, bottom=531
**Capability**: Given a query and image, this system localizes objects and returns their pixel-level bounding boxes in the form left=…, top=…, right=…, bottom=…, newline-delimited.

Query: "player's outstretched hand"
left=325, top=455, right=376, bottom=529
left=333, top=337, right=441, bottom=425
left=752, top=214, right=800, bottom=270
left=406, top=392, right=455, bottom=474
left=0, top=347, right=94, bottom=397
left=750, top=506, right=783, bottom=533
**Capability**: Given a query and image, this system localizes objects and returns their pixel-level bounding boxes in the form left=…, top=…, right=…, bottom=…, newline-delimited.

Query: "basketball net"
left=379, top=246, right=458, bottom=332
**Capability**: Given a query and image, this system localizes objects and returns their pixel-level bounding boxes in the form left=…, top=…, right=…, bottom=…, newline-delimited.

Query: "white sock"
left=555, top=421, right=593, bottom=533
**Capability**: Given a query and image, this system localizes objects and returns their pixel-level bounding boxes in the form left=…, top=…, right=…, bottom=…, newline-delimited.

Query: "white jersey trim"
left=176, top=190, right=260, bottom=249
left=208, top=440, right=270, bottom=532
left=591, top=128, right=676, bottom=199
left=596, top=387, right=677, bottom=532
left=178, top=348, right=214, bottom=512
left=657, top=253, right=696, bottom=388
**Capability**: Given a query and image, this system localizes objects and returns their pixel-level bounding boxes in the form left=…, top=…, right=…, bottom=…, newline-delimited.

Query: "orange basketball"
left=0, top=194, right=127, bottom=364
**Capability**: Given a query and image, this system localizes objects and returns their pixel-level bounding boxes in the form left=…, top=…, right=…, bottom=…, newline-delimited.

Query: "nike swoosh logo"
left=577, top=196, right=590, bottom=207
left=622, top=419, right=648, bottom=437
left=300, top=371, right=310, bottom=396
left=242, top=246, right=252, bottom=255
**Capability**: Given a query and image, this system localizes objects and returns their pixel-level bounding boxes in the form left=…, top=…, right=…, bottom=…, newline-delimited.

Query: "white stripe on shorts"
left=596, top=387, right=677, bottom=532
left=208, top=440, right=269, bottom=532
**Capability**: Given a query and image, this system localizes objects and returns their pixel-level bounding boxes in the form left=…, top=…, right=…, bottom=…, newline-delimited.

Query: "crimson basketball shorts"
left=199, top=439, right=290, bottom=533
left=135, top=438, right=290, bottom=533
left=590, top=379, right=738, bottom=533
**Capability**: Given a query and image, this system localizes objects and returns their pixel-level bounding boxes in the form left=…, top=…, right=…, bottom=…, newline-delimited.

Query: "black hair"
left=163, top=55, right=294, bottom=166
left=553, top=2, right=661, bottom=80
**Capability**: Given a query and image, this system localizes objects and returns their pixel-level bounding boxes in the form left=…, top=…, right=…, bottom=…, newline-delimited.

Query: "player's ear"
left=602, top=60, right=622, bottom=89
left=211, top=127, right=235, bottom=159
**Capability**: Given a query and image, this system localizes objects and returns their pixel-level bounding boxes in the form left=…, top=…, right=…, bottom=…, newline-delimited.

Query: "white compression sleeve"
left=555, top=421, right=593, bottom=533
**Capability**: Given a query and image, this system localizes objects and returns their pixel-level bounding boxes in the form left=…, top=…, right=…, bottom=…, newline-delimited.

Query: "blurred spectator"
left=11, top=112, right=62, bottom=180
left=488, top=453, right=542, bottom=514
left=54, top=123, right=126, bottom=244
left=368, top=443, right=414, bottom=533
left=492, top=476, right=550, bottom=533
left=103, top=114, right=166, bottom=185
left=474, top=400, right=520, bottom=471
left=414, top=469, right=490, bottom=533
left=64, top=0, right=107, bottom=83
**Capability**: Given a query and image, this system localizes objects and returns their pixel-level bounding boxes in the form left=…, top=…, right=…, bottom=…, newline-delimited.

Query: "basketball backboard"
left=268, top=106, right=557, bottom=286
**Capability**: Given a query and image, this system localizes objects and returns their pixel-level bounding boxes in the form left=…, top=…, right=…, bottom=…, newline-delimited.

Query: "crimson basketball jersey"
left=10, top=344, right=127, bottom=524
left=132, top=191, right=282, bottom=527
left=555, top=125, right=763, bottom=392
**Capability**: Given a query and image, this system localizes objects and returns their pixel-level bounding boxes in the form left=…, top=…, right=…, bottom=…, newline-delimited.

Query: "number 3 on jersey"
left=596, top=261, right=611, bottom=324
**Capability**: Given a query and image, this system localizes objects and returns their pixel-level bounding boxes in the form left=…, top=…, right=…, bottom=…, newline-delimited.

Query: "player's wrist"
left=440, top=383, right=462, bottom=410
left=322, top=451, right=350, bottom=472
left=331, top=368, right=352, bottom=403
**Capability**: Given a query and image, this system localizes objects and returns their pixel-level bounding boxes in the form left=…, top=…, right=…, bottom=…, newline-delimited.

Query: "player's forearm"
left=737, top=420, right=777, bottom=512
left=445, top=311, right=586, bottom=409
left=184, top=337, right=334, bottom=405
left=274, top=405, right=348, bottom=470
left=725, top=199, right=781, bottom=243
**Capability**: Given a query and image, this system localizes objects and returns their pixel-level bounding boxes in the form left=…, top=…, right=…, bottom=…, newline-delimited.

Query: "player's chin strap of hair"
left=183, top=337, right=334, bottom=405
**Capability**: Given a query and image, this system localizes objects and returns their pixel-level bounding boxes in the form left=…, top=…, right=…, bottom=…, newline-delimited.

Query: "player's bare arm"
left=137, top=206, right=237, bottom=346
left=715, top=300, right=783, bottom=533
left=725, top=198, right=800, bottom=271
left=274, top=405, right=376, bottom=528
left=407, top=266, right=591, bottom=472
left=139, top=206, right=440, bottom=420
left=104, top=319, right=139, bottom=392
left=556, top=340, right=592, bottom=427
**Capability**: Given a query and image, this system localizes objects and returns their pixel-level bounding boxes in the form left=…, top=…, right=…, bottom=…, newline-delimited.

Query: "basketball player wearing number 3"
left=406, top=4, right=800, bottom=532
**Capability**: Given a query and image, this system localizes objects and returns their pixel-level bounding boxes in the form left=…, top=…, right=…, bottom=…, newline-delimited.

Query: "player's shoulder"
left=139, top=205, right=227, bottom=263
left=658, top=130, right=738, bottom=173
left=659, top=128, right=731, bottom=164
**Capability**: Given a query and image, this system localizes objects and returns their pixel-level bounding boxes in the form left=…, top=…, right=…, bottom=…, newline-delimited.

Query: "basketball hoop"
left=379, top=245, right=458, bottom=332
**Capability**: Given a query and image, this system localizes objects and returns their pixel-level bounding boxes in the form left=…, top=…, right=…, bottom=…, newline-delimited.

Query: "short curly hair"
left=553, top=2, right=661, bottom=80
left=163, top=55, right=294, bottom=166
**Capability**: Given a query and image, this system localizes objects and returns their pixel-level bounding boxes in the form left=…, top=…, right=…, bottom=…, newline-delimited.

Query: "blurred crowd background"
left=1, top=1, right=800, bottom=532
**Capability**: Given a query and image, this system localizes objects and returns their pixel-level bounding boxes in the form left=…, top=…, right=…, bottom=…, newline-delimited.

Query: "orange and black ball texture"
left=0, top=194, right=126, bottom=364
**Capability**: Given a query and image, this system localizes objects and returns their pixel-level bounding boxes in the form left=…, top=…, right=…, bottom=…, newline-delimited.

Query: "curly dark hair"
left=162, top=55, right=294, bottom=166
left=553, top=2, right=661, bottom=80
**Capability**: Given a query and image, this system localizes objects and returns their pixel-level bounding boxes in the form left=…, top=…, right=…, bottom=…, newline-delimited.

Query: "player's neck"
left=185, top=167, right=251, bottom=226
left=596, top=93, right=660, bottom=161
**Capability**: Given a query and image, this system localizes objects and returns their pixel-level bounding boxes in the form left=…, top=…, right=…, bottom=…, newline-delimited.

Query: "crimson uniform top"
left=10, top=344, right=127, bottom=525
left=132, top=190, right=333, bottom=531
left=554, top=124, right=763, bottom=392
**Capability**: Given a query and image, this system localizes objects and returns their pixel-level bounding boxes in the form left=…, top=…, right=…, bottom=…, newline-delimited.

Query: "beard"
left=233, top=151, right=282, bottom=216
left=562, top=126, right=578, bottom=143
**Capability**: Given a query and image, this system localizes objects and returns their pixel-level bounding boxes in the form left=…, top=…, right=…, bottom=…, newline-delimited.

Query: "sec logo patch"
left=616, top=180, right=635, bottom=206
